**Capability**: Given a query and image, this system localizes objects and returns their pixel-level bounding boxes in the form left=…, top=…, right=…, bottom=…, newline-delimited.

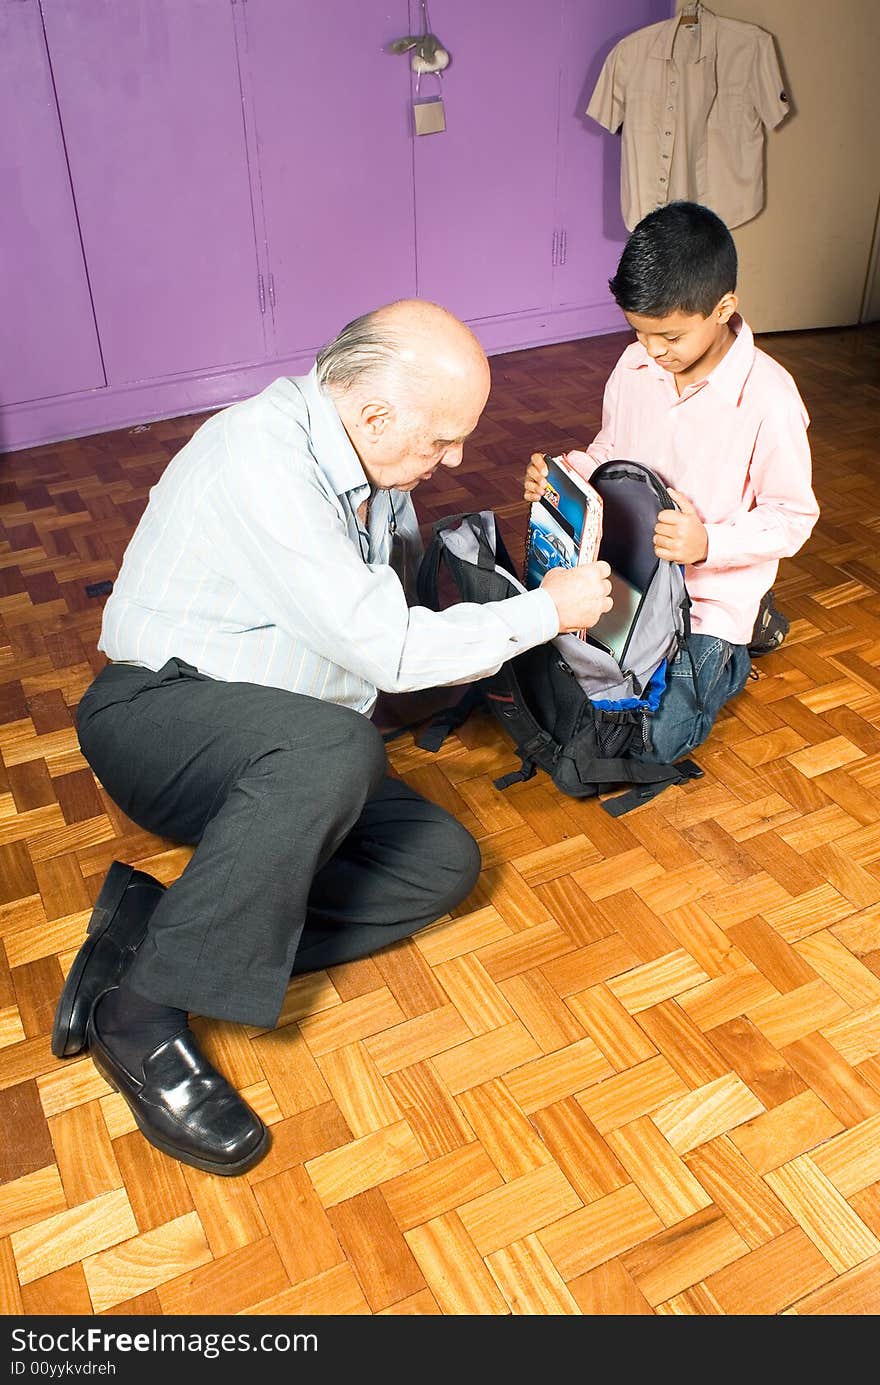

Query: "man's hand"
left=524, top=452, right=549, bottom=503
left=653, top=488, right=708, bottom=565
left=541, top=560, right=613, bottom=634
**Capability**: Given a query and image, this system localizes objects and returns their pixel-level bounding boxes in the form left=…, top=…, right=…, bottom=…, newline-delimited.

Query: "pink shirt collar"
left=623, top=313, right=755, bottom=408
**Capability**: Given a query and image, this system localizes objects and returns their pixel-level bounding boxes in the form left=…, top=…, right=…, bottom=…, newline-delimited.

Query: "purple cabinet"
left=0, top=0, right=104, bottom=409
left=40, top=0, right=266, bottom=385
left=412, top=0, right=562, bottom=322
left=1, top=1, right=677, bottom=451
left=553, top=0, right=670, bottom=308
left=240, top=0, right=417, bottom=355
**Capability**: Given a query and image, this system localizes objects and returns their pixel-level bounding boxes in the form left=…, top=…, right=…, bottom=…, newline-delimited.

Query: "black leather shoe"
left=51, top=861, right=166, bottom=1059
left=87, top=1003, right=270, bottom=1176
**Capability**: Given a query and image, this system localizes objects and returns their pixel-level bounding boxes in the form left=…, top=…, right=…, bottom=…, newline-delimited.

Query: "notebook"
left=524, top=454, right=604, bottom=637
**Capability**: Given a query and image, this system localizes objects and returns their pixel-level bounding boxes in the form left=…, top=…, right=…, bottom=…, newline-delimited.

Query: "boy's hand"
left=542, top=560, right=613, bottom=634
left=524, top=452, right=549, bottom=503
left=654, top=488, right=708, bottom=565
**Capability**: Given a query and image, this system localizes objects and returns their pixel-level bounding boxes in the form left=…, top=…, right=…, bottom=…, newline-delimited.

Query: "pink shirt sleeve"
left=703, top=395, right=819, bottom=570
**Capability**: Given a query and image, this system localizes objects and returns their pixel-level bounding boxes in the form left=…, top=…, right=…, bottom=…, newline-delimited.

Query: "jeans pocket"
left=697, top=637, right=733, bottom=692
left=668, top=635, right=729, bottom=682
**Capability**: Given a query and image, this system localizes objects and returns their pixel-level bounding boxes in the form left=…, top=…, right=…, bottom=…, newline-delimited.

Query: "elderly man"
left=53, top=299, right=612, bottom=1176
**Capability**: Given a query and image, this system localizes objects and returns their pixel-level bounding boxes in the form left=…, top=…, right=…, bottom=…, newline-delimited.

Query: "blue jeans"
left=633, top=634, right=752, bottom=765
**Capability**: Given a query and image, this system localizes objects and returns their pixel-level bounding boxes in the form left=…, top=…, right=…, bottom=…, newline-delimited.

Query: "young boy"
left=524, top=200, right=820, bottom=764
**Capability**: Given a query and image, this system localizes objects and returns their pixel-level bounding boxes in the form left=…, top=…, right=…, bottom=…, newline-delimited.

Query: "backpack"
left=412, top=458, right=704, bottom=816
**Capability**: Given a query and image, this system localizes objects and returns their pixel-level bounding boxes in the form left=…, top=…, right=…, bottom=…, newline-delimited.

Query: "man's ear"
left=716, top=292, right=738, bottom=325
left=359, top=399, right=393, bottom=441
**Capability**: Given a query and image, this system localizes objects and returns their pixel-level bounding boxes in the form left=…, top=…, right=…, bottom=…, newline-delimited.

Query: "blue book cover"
left=524, top=453, right=603, bottom=594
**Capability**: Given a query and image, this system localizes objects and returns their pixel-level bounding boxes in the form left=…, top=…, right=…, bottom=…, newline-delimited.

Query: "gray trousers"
left=76, top=659, right=481, bottom=1027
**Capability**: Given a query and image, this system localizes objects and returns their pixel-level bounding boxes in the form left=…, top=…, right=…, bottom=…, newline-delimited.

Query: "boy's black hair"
left=608, top=201, right=737, bottom=318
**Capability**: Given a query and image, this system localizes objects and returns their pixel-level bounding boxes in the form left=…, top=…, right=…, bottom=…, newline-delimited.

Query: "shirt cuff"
left=498, top=587, right=560, bottom=651
left=565, top=449, right=597, bottom=479
left=703, top=523, right=741, bottom=569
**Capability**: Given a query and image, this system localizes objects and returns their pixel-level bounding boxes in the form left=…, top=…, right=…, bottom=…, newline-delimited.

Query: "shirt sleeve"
left=213, top=424, right=560, bottom=696
left=753, top=30, right=790, bottom=129
left=586, top=42, right=625, bottom=132
left=703, top=395, right=819, bottom=570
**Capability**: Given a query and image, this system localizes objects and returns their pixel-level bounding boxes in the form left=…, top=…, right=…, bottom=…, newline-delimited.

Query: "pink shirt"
left=566, top=315, right=819, bottom=645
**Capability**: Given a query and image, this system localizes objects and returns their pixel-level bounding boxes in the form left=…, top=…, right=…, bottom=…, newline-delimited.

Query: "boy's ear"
left=715, top=292, right=738, bottom=325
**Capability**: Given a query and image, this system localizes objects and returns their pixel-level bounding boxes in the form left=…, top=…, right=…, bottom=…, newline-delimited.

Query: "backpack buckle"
left=522, top=730, right=555, bottom=760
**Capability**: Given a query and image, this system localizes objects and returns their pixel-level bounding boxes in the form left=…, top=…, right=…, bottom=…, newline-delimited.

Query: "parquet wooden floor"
left=1, top=321, right=880, bottom=1318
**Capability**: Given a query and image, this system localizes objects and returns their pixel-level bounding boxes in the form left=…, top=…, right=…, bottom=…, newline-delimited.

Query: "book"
left=524, top=453, right=604, bottom=637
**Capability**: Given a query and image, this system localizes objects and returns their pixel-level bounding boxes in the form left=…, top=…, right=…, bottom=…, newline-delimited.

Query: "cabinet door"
left=242, top=0, right=417, bottom=356
left=412, top=0, right=562, bottom=322
left=0, top=0, right=104, bottom=408
left=40, top=0, right=265, bottom=386
left=553, top=0, right=671, bottom=307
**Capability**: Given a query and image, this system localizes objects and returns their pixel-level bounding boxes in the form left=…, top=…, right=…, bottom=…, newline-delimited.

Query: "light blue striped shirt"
left=98, top=369, right=559, bottom=714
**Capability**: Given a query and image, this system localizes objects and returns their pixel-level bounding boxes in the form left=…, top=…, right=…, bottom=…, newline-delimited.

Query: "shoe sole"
left=51, top=861, right=135, bottom=1060
left=91, top=1046, right=271, bottom=1177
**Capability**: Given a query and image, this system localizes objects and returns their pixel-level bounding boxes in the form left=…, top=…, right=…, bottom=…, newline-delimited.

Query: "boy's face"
left=622, top=295, right=737, bottom=381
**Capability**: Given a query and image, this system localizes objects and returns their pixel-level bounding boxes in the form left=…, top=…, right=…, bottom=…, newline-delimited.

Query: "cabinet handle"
left=560, top=229, right=567, bottom=265
left=268, top=273, right=276, bottom=309
left=258, top=274, right=266, bottom=314
left=552, top=230, right=559, bottom=267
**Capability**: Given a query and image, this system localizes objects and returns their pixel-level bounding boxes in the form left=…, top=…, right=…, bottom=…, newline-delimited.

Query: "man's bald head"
left=316, top=298, right=489, bottom=406
left=318, top=300, right=492, bottom=493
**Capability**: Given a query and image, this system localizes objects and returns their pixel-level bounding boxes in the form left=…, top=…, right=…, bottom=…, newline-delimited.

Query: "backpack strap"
left=493, top=729, right=556, bottom=789
left=413, top=513, right=517, bottom=752
left=600, top=758, right=703, bottom=816
left=414, top=685, right=482, bottom=752
left=416, top=511, right=498, bottom=610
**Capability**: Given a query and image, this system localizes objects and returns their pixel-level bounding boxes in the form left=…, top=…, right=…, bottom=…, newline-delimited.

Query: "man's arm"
left=213, top=428, right=569, bottom=695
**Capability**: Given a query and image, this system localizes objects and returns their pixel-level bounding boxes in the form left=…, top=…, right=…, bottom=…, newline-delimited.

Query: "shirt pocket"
left=709, top=86, right=758, bottom=132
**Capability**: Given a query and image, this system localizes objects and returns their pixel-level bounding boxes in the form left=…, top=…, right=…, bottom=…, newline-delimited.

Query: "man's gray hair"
left=315, top=309, right=406, bottom=395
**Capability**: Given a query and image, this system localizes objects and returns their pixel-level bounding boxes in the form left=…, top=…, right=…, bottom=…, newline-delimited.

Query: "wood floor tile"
left=0, top=1080, right=54, bottom=1184
left=327, top=1188, right=426, bottom=1312
left=12, top=1187, right=137, bottom=1286
left=82, top=1210, right=211, bottom=1313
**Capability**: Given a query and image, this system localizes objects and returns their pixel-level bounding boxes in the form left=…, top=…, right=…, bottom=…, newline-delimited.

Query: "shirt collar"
left=651, top=4, right=717, bottom=63
left=295, top=366, right=371, bottom=500
left=625, top=313, right=755, bottom=407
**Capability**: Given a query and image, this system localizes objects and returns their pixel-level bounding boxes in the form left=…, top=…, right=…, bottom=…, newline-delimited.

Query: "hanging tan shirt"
left=586, top=6, right=790, bottom=230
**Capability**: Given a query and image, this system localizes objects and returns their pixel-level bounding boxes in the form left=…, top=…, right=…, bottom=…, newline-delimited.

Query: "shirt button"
left=659, top=176, right=667, bottom=183
left=667, top=105, right=674, bottom=111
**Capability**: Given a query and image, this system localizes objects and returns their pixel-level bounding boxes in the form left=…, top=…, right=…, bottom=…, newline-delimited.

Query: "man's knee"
left=458, top=827, right=483, bottom=901
left=268, top=703, right=387, bottom=805
left=431, top=817, right=482, bottom=913
left=321, top=707, right=387, bottom=798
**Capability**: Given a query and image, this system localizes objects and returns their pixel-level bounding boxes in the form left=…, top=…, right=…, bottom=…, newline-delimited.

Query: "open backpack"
left=411, top=459, right=705, bottom=816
